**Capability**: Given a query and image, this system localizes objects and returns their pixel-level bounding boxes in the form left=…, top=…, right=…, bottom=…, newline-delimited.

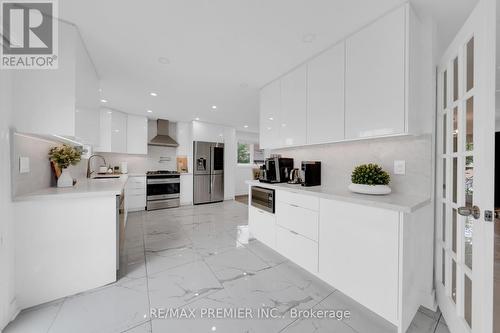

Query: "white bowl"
left=348, top=183, right=392, bottom=195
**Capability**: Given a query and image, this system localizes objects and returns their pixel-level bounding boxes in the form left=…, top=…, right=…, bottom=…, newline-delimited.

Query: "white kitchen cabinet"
left=276, top=225, right=318, bottom=274
left=345, top=6, right=406, bottom=139
left=248, top=206, right=276, bottom=249
left=126, top=176, right=146, bottom=212
left=280, top=65, right=307, bottom=147
left=307, top=43, right=345, bottom=144
left=12, top=21, right=100, bottom=145
left=319, top=199, right=400, bottom=324
left=96, top=109, right=127, bottom=153
left=126, top=115, right=148, bottom=155
left=276, top=202, right=319, bottom=242
left=259, top=80, right=281, bottom=149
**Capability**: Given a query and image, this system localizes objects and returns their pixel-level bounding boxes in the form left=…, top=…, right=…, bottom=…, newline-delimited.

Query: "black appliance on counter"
left=146, top=171, right=180, bottom=210
left=259, top=157, right=294, bottom=183
left=301, top=161, right=321, bottom=187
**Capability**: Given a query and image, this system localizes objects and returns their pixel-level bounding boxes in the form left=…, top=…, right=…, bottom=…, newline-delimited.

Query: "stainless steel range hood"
left=148, top=119, right=179, bottom=147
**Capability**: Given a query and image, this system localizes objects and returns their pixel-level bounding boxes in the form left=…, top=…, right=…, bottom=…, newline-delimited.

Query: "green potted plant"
left=349, top=163, right=391, bottom=195
left=48, top=144, right=82, bottom=187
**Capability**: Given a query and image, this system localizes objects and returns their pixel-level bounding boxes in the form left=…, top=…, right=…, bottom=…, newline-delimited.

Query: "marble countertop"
left=14, top=176, right=128, bottom=201
left=246, top=180, right=430, bottom=213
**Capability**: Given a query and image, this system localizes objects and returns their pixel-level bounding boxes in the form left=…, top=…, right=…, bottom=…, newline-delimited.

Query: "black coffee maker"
left=259, top=157, right=294, bottom=183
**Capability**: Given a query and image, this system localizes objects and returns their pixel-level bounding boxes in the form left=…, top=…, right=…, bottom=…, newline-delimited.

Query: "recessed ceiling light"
left=147, top=110, right=153, bottom=113
left=243, top=125, right=248, bottom=128
left=150, top=92, right=158, bottom=97
left=195, top=117, right=200, bottom=121
left=302, top=33, right=316, bottom=43
left=107, top=111, right=112, bottom=114
left=100, top=99, right=108, bottom=103
left=158, top=57, right=170, bottom=64
left=211, top=105, right=217, bottom=110
left=268, top=117, right=274, bottom=121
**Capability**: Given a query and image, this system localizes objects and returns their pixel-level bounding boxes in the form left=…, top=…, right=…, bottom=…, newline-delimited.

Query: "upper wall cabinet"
left=96, top=109, right=127, bottom=153
left=345, top=6, right=405, bottom=139
left=126, top=115, right=148, bottom=155
left=259, top=4, right=429, bottom=148
left=280, top=65, right=307, bottom=147
left=307, top=43, right=345, bottom=144
left=12, top=21, right=100, bottom=145
left=259, top=80, right=281, bottom=149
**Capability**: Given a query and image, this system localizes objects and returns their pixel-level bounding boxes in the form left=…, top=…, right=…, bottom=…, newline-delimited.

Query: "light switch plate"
left=19, top=156, right=30, bottom=173
left=394, top=160, right=406, bottom=175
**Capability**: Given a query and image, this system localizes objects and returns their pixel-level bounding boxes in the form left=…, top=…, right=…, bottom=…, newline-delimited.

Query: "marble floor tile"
left=48, top=277, right=150, bottom=333
left=4, top=299, right=63, bottom=333
left=280, top=317, right=358, bottom=333
left=148, top=261, right=223, bottom=309
left=243, top=239, right=289, bottom=267
left=123, top=321, right=152, bottom=333
left=146, top=246, right=202, bottom=275
left=203, top=246, right=271, bottom=284
left=406, top=311, right=439, bottom=333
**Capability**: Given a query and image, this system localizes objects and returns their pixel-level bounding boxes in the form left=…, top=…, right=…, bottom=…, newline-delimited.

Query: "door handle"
left=457, top=206, right=481, bottom=219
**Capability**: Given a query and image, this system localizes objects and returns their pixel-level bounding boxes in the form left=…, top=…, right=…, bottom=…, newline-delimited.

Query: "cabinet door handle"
left=289, top=230, right=299, bottom=235
left=289, top=203, right=299, bottom=208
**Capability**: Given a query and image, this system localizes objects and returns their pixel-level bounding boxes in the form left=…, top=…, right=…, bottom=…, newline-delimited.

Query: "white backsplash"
left=96, top=145, right=178, bottom=174
left=271, top=134, right=433, bottom=197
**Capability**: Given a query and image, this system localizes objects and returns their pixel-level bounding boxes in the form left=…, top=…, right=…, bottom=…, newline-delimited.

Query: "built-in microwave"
left=251, top=186, right=275, bottom=214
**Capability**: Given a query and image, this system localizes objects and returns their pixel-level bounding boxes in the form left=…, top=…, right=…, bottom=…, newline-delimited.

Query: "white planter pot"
left=57, top=168, right=74, bottom=188
left=348, top=183, right=391, bottom=195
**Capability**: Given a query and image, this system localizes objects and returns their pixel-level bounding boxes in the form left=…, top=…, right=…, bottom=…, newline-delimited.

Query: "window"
left=237, top=143, right=251, bottom=164
left=237, top=142, right=264, bottom=165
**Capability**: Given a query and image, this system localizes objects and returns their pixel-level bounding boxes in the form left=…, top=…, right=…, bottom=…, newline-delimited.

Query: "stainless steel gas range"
left=146, top=171, right=180, bottom=210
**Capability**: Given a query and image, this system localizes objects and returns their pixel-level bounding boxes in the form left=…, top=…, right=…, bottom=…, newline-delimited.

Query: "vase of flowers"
left=48, top=144, right=82, bottom=188
left=348, top=163, right=391, bottom=195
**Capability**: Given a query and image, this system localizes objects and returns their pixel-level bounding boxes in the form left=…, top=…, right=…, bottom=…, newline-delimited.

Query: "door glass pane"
left=452, top=208, right=457, bottom=253
left=465, top=156, right=474, bottom=206
left=465, top=274, right=472, bottom=328
left=443, top=114, right=447, bottom=154
left=442, top=203, right=446, bottom=242
left=443, top=70, right=448, bottom=109
left=453, top=57, right=459, bottom=101
left=453, top=107, right=459, bottom=153
left=442, top=249, right=446, bottom=286
left=452, top=260, right=457, bottom=303
left=466, top=37, right=474, bottom=92
left=453, top=158, right=458, bottom=203
left=466, top=97, right=474, bottom=151
left=465, top=216, right=473, bottom=269
left=442, top=158, right=446, bottom=198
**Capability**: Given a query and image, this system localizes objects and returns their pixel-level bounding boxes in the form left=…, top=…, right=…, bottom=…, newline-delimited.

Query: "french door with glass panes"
left=436, top=0, right=496, bottom=332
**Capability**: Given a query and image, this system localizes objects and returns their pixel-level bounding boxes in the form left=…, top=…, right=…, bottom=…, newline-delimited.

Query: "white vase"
left=57, top=168, right=74, bottom=188
left=348, top=183, right=391, bottom=195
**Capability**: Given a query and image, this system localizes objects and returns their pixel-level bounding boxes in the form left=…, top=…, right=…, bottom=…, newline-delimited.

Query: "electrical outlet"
left=394, top=160, right=406, bottom=175
left=19, top=156, right=30, bottom=173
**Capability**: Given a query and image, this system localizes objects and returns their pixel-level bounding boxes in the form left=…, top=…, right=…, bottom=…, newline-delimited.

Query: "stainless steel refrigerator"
left=193, top=141, right=224, bottom=204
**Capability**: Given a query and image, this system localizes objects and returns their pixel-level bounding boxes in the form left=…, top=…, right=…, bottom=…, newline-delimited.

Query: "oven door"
left=147, top=178, right=180, bottom=200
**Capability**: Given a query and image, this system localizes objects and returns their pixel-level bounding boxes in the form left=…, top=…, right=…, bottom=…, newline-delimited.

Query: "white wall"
left=0, top=71, right=18, bottom=329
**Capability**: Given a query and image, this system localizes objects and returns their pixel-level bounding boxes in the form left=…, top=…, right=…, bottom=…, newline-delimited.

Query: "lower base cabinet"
left=276, top=225, right=318, bottom=274
left=248, top=206, right=276, bottom=248
left=319, top=200, right=400, bottom=324
left=126, top=176, right=146, bottom=212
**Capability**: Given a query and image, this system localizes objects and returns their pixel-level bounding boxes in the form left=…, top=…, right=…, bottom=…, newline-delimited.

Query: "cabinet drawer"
left=126, top=188, right=146, bottom=196
left=127, top=176, right=146, bottom=186
left=249, top=206, right=276, bottom=249
left=127, top=194, right=145, bottom=211
left=277, top=190, right=319, bottom=211
left=276, top=202, right=318, bottom=241
left=276, top=226, right=318, bottom=274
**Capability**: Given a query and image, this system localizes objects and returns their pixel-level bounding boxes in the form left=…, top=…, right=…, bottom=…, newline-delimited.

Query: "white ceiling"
left=59, top=0, right=478, bottom=133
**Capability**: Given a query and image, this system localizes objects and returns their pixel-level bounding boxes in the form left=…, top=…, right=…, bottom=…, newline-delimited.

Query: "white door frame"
left=435, top=0, right=496, bottom=332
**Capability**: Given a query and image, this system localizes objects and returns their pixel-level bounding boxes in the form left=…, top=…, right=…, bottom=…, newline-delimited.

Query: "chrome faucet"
left=86, top=154, right=107, bottom=178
